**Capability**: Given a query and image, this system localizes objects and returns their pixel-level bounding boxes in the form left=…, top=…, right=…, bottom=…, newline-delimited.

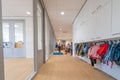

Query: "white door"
left=3, top=20, right=25, bottom=58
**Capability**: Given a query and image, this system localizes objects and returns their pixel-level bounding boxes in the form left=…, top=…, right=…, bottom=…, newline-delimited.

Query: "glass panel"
left=37, top=4, right=43, bottom=50
left=14, top=23, right=24, bottom=48
left=3, top=23, right=10, bottom=48
left=2, top=0, right=34, bottom=79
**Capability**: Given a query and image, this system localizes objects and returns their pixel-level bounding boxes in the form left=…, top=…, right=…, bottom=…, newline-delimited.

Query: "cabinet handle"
left=96, top=37, right=101, bottom=39
left=91, top=38, right=95, bottom=40
left=96, top=5, right=102, bottom=10
left=92, top=10, right=96, bottom=14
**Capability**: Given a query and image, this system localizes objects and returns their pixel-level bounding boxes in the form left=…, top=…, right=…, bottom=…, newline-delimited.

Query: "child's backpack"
left=97, top=43, right=109, bottom=57
left=114, top=42, right=120, bottom=65
left=83, top=43, right=90, bottom=54
left=102, top=44, right=113, bottom=64
left=108, top=42, right=120, bottom=67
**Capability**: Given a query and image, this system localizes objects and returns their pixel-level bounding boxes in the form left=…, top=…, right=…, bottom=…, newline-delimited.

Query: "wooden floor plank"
left=34, top=55, right=115, bottom=80
left=4, top=58, right=34, bottom=80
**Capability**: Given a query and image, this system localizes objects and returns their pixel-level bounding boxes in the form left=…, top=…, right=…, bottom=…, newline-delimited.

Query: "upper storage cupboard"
left=112, top=0, right=120, bottom=37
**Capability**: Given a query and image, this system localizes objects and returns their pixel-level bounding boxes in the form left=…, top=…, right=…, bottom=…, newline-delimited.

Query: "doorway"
left=3, top=20, right=25, bottom=58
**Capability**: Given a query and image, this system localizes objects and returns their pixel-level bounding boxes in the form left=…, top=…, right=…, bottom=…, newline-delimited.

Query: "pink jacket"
left=88, top=44, right=100, bottom=59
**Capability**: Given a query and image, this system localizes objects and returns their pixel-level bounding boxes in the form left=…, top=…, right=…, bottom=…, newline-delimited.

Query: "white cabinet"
left=90, top=11, right=97, bottom=40
left=96, top=5, right=103, bottom=40
left=73, top=0, right=112, bottom=43
left=112, top=0, right=120, bottom=37
left=84, top=0, right=111, bottom=41
left=96, top=0, right=112, bottom=39
left=103, top=1, right=112, bottom=39
left=96, top=0, right=111, bottom=6
left=78, top=0, right=98, bottom=41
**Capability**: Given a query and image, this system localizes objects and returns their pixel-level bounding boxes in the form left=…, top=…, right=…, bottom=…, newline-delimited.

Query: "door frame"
left=0, top=0, right=5, bottom=79
left=3, top=19, right=26, bottom=58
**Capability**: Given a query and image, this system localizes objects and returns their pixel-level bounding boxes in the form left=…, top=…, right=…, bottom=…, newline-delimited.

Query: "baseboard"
left=26, top=71, right=37, bottom=80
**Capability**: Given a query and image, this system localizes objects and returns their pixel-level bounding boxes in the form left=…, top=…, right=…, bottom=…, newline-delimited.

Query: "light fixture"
left=60, top=12, right=64, bottom=15
left=26, top=11, right=31, bottom=15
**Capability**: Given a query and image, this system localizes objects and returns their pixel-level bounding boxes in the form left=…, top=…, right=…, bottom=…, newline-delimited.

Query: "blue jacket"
left=83, top=43, right=89, bottom=54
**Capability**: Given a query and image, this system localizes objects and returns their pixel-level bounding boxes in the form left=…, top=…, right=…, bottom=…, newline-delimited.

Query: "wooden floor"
left=4, top=58, right=34, bottom=80
left=33, top=55, right=115, bottom=80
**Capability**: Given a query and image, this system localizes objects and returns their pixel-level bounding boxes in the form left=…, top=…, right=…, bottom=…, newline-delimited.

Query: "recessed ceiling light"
left=60, top=12, right=64, bottom=15
left=26, top=11, right=31, bottom=15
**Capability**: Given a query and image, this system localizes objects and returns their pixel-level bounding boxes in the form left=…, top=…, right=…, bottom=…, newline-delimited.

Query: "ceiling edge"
left=72, top=0, right=87, bottom=25
left=41, top=0, right=57, bottom=40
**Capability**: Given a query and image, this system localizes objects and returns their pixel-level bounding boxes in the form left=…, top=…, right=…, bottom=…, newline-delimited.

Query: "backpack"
left=83, top=43, right=90, bottom=54
left=109, top=43, right=118, bottom=62
left=113, top=42, right=120, bottom=65
left=97, top=43, right=109, bottom=57
left=75, top=44, right=80, bottom=55
left=102, top=44, right=112, bottom=64
left=107, top=42, right=120, bottom=67
left=76, top=44, right=82, bottom=55
left=78, top=44, right=84, bottom=56
left=89, top=44, right=101, bottom=60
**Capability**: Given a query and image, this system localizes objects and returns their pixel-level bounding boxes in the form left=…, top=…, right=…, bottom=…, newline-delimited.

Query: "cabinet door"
left=96, top=6, right=103, bottom=40
left=96, top=0, right=111, bottom=39
left=103, top=0, right=112, bottom=39
left=112, top=0, right=120, bottom=37
left=96, top=0, right=111, bottom=6
left=89, top=11, right=97, bottom=41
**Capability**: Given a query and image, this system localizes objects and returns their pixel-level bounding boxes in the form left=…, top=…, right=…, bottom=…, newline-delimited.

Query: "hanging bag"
left=114, top=42, right=120, bottom=65
left=97, top=43, right=109, bottom=57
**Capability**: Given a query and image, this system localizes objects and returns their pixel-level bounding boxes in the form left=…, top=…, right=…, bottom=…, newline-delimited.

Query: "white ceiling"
left=43, top=0, right=86, bottom=41
left=2, top=0, right=33, bottom=17
left=2, top=0, right=86, bottom=41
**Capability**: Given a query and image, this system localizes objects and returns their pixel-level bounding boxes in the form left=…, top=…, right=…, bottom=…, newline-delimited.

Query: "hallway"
left=0, top=0, right=120, bottom=80
left=33, top=55, right=115, bottom=80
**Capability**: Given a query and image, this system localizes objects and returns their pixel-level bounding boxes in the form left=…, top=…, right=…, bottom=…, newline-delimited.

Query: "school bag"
left=75, top=44, right=79, bottom=52
left=89, top=43, right=100, bottom=60
left=83, top=43, right=90, bottom=54
left=79, top=44, right=84, bottom=56
left=97, top=43, right=109, bottom=57
left=107, top=42, right=119, bottom=67
left=76, top=44, right=82, bottom=55
left=109, top=43, right=118, bottom=63
left=113, top=42, right=120, bottom=65
left=75, top=44, right=79, bottom=55
left=102, top=44, right=113, bottom=64
left=88, top=44, right=93, bottom=58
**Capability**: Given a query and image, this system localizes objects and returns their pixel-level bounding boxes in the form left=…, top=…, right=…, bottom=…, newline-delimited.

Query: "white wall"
left=3, top=17, right=34, bottom=58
